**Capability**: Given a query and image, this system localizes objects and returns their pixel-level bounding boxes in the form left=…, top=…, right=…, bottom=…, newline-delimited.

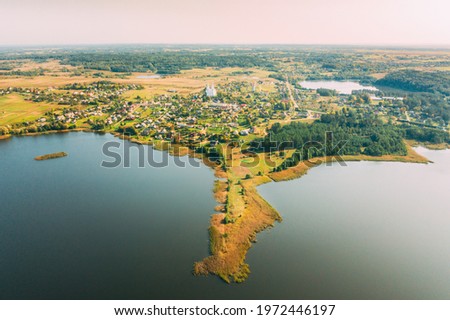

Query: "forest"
left=62, top=51, right=277, bottom=74
left=259, top=109, right=449, bottom=172
left=375, top=70, right=450, bottom=95
left=256, top=110, right=405, bottom=171
left=0, top=47, right=276, bottom=74
left=403, top=125, right=450, bottom=144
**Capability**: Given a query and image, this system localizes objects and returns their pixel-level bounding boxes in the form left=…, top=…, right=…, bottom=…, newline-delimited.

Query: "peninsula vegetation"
left=1, top=45, right=449, bottom=283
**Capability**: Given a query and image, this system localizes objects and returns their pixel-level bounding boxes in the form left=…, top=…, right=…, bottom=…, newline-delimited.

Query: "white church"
left=205, top=83, right=217, bottom=97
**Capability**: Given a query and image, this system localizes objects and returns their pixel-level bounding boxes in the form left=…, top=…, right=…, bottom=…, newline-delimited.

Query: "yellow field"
left=123, top=67, right=275, bottom=98
left=10, top=59, right=77, bottom=73
left=0, top=94, right=57, bottom=125
left=0, top=65, right=275, bottom=94
left=0, top=75, right=96, bottom=89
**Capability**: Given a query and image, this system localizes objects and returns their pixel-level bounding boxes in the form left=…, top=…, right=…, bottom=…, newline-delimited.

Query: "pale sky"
left=1, top=0, right=449, bottom=46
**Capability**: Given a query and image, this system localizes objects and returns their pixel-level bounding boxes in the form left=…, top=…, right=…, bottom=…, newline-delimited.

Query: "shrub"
left=0, top=126, right=9, bottom=135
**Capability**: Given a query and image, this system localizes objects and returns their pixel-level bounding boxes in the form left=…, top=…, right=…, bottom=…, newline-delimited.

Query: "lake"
left=0, top=133, right=449, bottom=299
left=256, top=147, right=450, bottom=299
left=300, top=80, right=378, bottom=94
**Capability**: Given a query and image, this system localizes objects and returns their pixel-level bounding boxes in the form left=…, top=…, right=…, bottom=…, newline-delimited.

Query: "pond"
left=300, top=80, right=378, bottom=94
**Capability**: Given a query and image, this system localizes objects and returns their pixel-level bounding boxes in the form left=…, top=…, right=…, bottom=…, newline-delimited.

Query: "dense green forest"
left=3, top=46, right=449, bottom=78
left=256, top=111, right=426, bottom=171
left=316, top=88, right=337, bottom=96
left=61, top=51, right=277, bottom=74
left=256, top=110, right=407, bottom=171
left=0, top=69, right=45, bottom=76
left=403, top=125, right=450, bottom=144
left=258, top=110, right=449, bottom=172
left=0, top=47, right=276, bottom=74
left=375, top=70, right=450, bottom=95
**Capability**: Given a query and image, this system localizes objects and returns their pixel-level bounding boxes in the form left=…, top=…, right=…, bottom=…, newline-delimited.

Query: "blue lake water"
left=256, top=147, right=450, bottom=299
left=0, top=133, right=448, bottom=299
left=300, top=81, right=378, bottom=94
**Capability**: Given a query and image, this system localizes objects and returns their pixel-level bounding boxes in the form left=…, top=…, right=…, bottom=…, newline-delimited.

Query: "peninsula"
left=0, top=46, right=449, bottom=283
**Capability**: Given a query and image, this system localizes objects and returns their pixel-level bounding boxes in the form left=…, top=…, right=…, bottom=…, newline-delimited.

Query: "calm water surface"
left=256, top=147, right=450, bottom=299
left=0, top=133, right=448, bottom=299
left=300, top=81, right=378, bottom=94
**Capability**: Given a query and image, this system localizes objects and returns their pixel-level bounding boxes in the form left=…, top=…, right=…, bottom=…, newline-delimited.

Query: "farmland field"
left=0, top=94, right=57, bottom=125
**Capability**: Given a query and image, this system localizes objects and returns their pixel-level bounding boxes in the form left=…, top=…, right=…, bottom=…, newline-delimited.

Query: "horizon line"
left=1, top=42, right=450, bottom=50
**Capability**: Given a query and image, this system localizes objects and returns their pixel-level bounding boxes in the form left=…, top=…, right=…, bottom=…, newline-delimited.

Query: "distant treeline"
left=376, top=70, right=450, bottom=96
left=0, top=68, right=45, bottom=77
left=59, top=52, right=275, bottom=74
left=1, top=47, right=448, bottom=81
left=60, top=80, right=143, bottom=91
left=316, top=88, right=337, bottom=96
left=0, top=47, right=278, bottom=74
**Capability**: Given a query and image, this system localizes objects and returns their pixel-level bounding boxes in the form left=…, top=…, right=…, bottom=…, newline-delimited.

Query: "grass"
left=8, top=59, right=77, bottom=73
left=0, top=94, right=58, bottom=126
left=193, top=170, right=281, bottom=283
left=240, top=150, right=296, bottom=177
left=194, top=144, right=282, bottom=283
left=208, top=226, right=224, bottom=255
left=0, top=75, right=91, bottom=89
left=406, top=139, right=450, bottom=150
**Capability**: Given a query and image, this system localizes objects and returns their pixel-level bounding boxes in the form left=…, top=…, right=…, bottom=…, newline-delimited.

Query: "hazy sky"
left=1, top=0, right=449, bottom=46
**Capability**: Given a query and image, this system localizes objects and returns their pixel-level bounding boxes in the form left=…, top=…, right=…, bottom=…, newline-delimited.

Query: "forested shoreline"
left=256, top=110, right=449, bottom=172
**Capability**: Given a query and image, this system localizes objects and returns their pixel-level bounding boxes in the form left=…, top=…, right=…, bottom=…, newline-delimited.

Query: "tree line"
left=375, top=70, right=450, bottom=96
left=256, top=110, right=410, bottom=172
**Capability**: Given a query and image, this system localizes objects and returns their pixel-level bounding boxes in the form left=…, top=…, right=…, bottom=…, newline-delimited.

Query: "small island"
left=34, top=152, right=68, bottom=161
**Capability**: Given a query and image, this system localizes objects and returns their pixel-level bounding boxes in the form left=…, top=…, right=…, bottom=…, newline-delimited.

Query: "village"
left=0, top=78, right=316, bottom=145
left=2, top=75, right=447, bottom=145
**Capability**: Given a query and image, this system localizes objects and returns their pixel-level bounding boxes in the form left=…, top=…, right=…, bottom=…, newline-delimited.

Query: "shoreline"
left=193, top=140, right=431, bottom=283
left=0, top=134, right=11, bottom=140
left=194, top=174, right=282, bottom=283
left=0, top=130, right=441, bottom=284
left=405, top=139, right=449, bottom=151
left=269, top=142, right=431, bottom=182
